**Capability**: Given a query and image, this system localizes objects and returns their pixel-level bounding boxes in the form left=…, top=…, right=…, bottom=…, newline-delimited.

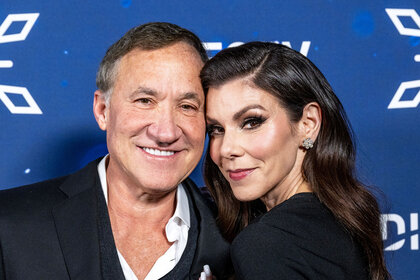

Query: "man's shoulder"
left=0, top=175, right=69, bottom=217
left=0, top=158, right=101, bottom=217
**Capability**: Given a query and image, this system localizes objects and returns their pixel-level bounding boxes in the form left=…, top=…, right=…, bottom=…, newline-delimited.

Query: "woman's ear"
left=298, top=102, right=322, bottom=143
left=93, top=90, right=108, bottom=131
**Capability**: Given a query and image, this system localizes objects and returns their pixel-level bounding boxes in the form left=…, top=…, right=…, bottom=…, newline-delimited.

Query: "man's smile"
left=141, top=147, right=176, bottom=157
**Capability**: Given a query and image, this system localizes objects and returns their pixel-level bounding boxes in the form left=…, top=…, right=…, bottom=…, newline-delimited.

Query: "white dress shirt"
left=97, top=155, right=190, bottom=280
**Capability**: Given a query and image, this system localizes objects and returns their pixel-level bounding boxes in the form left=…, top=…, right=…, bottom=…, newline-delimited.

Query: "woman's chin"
left=232, top=189, right=260, bottom=202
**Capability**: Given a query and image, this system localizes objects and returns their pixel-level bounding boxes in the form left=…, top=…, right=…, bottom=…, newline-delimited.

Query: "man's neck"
left=107, top=181, right=177, bottom=224
left=104, top=155, right=178, bottom=222
left=107, top=182, right=176, bottom=280
left=105, top=166, right=178, bottom=280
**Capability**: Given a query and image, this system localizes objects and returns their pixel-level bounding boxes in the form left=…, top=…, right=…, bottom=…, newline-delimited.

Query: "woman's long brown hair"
left=201, top=42, right=390, bottom=280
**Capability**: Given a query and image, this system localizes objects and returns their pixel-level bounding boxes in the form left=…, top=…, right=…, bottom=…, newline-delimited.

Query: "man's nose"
left=147, top=108, right=182, bottom=146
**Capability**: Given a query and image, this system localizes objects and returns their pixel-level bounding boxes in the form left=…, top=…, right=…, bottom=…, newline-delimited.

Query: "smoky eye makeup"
left=241, top=114, right=267, bottom=130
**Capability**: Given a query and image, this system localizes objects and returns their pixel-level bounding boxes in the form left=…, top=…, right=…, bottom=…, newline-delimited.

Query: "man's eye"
left=180, top=104, right=197, bottom=111
left=207, top=125, right=224, bottom=136
left=136, top=98, right=152, bottom=104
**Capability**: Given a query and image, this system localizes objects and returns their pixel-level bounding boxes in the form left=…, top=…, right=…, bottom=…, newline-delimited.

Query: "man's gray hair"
left=96, top=22, right=208, bottom=103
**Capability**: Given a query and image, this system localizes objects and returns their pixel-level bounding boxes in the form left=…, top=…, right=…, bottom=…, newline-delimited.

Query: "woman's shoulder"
left=236, top=192, right=353, bottom=245
left=231, top=193, right=326, bottom=251
left=255, top=192, right=328, bottom=230
left=230, top=193, right=369, bottom=279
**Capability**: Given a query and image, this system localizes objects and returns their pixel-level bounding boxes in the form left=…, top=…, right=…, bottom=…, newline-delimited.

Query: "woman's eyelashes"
left=242, top=115, right=266, bottom=130
left=207, top=124, right=224, bottom=136
left=207, top=115, right=266, bottom=136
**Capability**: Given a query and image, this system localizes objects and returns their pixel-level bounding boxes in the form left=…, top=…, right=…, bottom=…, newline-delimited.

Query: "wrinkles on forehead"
left=129, top=86, right=203, bottom=107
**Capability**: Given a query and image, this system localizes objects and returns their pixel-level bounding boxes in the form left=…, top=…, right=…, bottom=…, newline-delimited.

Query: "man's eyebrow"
left=129, top=86, right=158, bottom=99
left=233, top=104, right=266, bottom=121
left=177, top=92, right=202, bottom=106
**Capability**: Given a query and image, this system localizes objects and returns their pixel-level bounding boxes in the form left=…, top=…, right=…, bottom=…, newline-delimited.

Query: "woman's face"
left=206, top=78, right=305, bottom=204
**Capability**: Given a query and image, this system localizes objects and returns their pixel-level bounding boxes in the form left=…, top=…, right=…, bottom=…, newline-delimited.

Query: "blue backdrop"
left=1, top=1, right=419, bottom=278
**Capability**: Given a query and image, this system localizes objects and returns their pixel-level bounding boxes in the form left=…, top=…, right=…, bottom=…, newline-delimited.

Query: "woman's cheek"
left=209, top=139, right=221, bottom=165
left=245, top=127, right=278, bottom=159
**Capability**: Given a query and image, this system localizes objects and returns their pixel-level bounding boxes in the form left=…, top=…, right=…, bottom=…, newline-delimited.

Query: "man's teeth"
left=142, top=147, right=175, bottom=156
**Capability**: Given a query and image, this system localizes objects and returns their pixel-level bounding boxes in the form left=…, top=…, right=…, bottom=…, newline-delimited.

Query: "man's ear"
left=298, top=102, right=322, bottom=142
left=93, top=90, right=108, bottom=131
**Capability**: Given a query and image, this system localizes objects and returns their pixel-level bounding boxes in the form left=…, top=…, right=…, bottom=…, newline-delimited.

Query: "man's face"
left=94, top=42, right=205, bottom=193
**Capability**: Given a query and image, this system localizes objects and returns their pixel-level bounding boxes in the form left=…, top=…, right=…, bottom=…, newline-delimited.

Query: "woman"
left=200, top=42, right=390, bottom=279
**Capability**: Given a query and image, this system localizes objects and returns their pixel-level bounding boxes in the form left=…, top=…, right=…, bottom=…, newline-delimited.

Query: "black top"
left=231, top=193, right=369, bottom=280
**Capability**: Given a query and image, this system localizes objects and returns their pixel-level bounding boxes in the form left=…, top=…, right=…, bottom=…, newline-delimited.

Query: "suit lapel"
left=183, top=179, right=232, bottom=279
left=52, top=160, right=102, bottom=280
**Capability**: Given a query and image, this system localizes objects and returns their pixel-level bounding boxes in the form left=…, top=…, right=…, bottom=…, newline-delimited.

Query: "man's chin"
left=136, top=183, right=181, bottom=202
left=138, top=176, right=184, bottom=193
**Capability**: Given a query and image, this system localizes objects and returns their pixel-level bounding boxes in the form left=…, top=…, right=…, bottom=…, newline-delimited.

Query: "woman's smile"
left=228, top=168, right=256, bottom=181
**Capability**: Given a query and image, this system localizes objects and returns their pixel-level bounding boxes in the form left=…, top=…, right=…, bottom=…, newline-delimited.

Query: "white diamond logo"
left=385, top=9, right=420, bottom=37
left=0, top=13, right=42, bottom=115
left=388, top=80, right=420, bottom=109
left=0, top=85, right=42, bottom=114
left=0, top=13, right=39, bottom=44
left=385, top=8, right=420, bottom=109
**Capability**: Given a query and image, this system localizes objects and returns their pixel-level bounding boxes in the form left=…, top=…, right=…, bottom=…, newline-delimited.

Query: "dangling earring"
left=302, top=138, right=314, bottom=150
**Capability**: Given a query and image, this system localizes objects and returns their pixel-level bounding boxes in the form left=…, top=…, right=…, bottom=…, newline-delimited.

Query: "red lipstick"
left=228, top=168, right=255, bottom=181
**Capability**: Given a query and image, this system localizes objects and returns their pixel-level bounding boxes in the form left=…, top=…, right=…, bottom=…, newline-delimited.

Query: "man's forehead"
left=111, top=42, right=205, bottom=101
left=115, top=44, right=204, bottom=81
left=122, top=42, right=203, bottom=63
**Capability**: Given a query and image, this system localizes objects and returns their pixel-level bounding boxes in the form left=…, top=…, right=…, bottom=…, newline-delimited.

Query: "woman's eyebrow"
left=232, top=104, right=266, bottom=121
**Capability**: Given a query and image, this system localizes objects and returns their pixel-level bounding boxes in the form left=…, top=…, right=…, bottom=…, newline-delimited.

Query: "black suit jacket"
left=0, top=159, right=231, bottom=279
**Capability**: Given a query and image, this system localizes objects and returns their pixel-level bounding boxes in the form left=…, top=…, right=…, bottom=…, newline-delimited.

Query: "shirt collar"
left=172, top=183, right=190, bottom=228
left=97, top=155, right=109, bottom=204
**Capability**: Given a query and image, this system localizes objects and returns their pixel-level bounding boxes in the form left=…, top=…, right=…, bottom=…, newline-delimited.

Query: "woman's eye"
left=207, top=125, right=224, bottom=136
left=243, top=117, right=264, bottom=129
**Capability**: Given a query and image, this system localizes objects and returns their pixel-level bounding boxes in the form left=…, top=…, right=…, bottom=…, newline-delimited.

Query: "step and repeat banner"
left=1, top=0, right=419, bottom=278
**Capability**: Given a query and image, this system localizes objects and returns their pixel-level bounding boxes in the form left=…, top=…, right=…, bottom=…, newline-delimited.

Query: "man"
left=0, top=22, right=231, bottom=280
